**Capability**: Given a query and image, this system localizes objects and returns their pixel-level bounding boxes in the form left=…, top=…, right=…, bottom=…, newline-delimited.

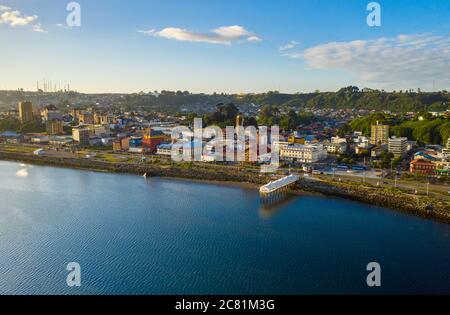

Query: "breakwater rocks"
left=1, top=151, right=448, bottom=224
left=295, top=178, right=449, bottom=223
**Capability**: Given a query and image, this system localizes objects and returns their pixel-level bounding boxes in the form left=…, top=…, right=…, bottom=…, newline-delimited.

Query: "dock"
left=260, top=174, right=300, bottom=203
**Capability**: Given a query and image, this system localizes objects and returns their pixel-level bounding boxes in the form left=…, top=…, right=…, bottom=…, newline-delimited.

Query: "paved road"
left=315, top=173, right=450, bottom=202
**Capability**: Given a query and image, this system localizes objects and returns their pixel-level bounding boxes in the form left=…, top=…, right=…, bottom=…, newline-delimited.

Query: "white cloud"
left=247, top=36, right=262, bottom=42
left=0, top=9, right=37, bottom=26
left=139, top=25, right=261, bottom=44
left=284, top=34, right=450, bottom=87
left=32, top=23, right=47, bottom=33
left=0, top=5, right=11, bottom=11
left=279, top=40, right=298, bottom=51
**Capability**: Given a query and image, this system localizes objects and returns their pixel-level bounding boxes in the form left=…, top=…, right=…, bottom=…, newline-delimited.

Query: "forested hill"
left=0, top=86, right=448, bottom=113
left=234, top=87, right=450, bottom=112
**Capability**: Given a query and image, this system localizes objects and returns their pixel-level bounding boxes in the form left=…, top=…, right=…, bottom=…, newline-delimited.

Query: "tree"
left=0, top=118, right=21, bottom=132
left=280, top=110, right=299, bottom=131
left=380, top=151, right=394, bottom=169
left=258, top=105, right=280, bottom=126
left=337, top=123, right=352, bottom=137
left=203, top=103, right=240, bottom=128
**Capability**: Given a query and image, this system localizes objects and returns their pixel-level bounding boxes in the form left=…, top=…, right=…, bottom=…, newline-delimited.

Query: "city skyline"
left=1, top=0, right=450, bottom=93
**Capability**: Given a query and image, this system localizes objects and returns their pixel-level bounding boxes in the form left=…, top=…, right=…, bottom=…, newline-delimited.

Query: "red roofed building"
left=410, top=159, right=436, bottom=176
left=142, top=128, right=166, bottom=152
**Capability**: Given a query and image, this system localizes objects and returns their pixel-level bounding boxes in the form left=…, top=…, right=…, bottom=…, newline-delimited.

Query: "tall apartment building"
left=443, top=138, right=450, bottom=156
left=388, top=137, right=408, bottom=157
left=18, top=101, right=33, bottom=123
left=72, top=127, right=90, bottom=146
left=370, top=121, right=389, bottom=145
left=46, top=120, right=64, bottom=135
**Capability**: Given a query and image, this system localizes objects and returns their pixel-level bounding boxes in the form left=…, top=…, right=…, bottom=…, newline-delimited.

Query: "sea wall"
left=295, top=179, right=449, bottom=223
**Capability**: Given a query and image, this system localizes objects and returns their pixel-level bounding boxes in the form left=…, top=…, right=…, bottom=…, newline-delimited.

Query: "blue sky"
left=0, top=0, right=449, bottom=93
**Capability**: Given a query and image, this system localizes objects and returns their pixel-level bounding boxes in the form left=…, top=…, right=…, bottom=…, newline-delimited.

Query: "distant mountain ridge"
left=0, top=86, right=448, bottom=113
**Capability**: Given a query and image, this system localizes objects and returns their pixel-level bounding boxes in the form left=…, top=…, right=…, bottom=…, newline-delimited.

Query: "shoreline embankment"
left=0, top=151, right=448, bottom=224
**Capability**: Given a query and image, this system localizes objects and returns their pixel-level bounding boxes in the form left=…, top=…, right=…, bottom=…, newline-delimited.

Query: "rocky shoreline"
left=1, top=150, right=448, bottom=224
left=295, top=179, right=449, bottom=223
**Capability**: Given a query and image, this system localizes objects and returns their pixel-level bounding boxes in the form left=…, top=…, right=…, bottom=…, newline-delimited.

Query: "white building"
left=280, top=144, right=327, bottom=163
left=354, top=135, right=370, bottom=148
left=331, top=136, right=347, bottom=144
left=72, top=127, right=90, bottom=146
left=156, top=143, right=173, bottom=156
left=323, top=141, right=347, bottom=154
left=388, top=137, right=408, bottom=157
left=442, top=138, right=450, bottom=158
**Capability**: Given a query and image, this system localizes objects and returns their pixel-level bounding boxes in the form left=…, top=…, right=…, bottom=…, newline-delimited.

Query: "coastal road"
left=315, top=173, right=450, bottom=202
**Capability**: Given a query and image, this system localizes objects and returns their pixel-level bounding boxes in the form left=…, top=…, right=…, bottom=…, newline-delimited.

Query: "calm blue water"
left=0, top=160, right=449, bottom=294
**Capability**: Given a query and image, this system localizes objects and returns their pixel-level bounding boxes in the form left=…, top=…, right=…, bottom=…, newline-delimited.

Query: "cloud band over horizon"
left=285, top=34, right=450, bottom=88
left=139, top=25, right=261, bottom=44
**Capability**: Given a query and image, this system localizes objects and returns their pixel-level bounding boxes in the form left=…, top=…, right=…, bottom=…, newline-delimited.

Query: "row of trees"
left=234, top=86, right=450, bottom=112
left=191, top=103, right=317, bottom=131
left=0, top=118, right=46, bottom=133
left=258, top=106, right=316, bottom=130
left=339, top=113, right=450, bottom=145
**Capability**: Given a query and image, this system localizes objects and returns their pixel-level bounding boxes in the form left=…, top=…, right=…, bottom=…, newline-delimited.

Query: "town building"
left=288, top=136, right=305, bottom=145
left=414, top=151, right=439, bottom=162
left=70, top=108, right=82, bottom=121
left=354, top=135, right=370, bottom=148
left=371, top=146, right=384, bottom=158
left=46, top=120, right=64, bottom=135
left=410, top=159, right=436, bottom=176
left=19, top=101, right=33, bottom=123
left=142, top=128, right=165, bottom=152
left=280, top=144, right=327, bottom=163
left=78, top=112, right=94, bottom=125
left=30, top=135, right=49, bottom=144
left=112, top=137, right=130, bottom=152
left=94, top=113, right=110, bottom=125
left=442, top=138, right=450, bottom=157
left=156, top=143, right=173, bottom=156
left=72, top=127, right=90, bottom=146
left=85, top=124, right=108, bottom=136
left=49, top=136, right=73, bottom=147
left=323, top=141, right=347, bottom=154
left=388, top=137, right=408, bottom=157
left=41, top=105, right=62, bottom=122
left=435, top=161, right=450, bottom=177
left=355, top=144, right=371, bottom=155
left=370, top=121, right=389, bottom=145
left=129, top=136, right=142, bottom=148
left=331, top=136, right=347, bottom=144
